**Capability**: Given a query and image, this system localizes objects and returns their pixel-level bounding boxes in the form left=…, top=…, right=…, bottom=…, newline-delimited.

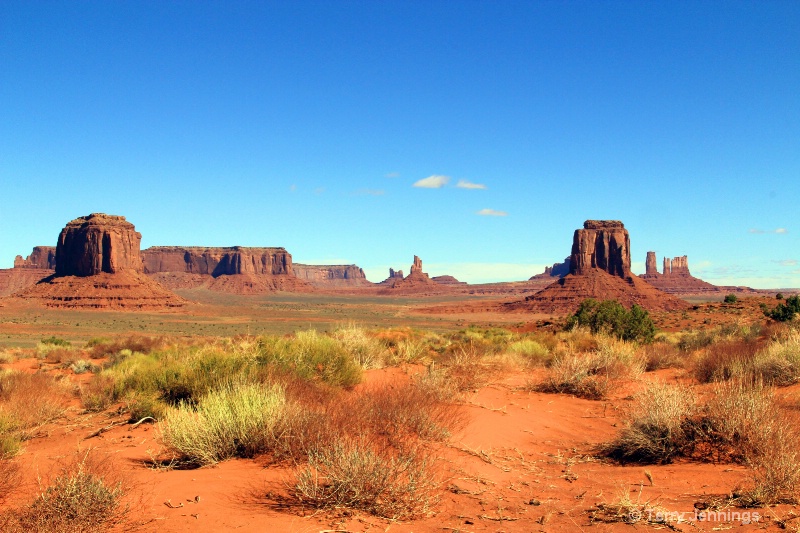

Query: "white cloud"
left=413, top=175, right=450, bottom=188
left=777, top=259, right=798, bottom=266
left=750, top=228, right=788, bottom=235
left=476, top=208, right=508, bottom=217
left=456, top=179, right=487, bottom=190
left=385, top=172, right=400, bottom=178
left=775, top=228, right=788, bottom=234
left=749, top=229, right=765, bottom=234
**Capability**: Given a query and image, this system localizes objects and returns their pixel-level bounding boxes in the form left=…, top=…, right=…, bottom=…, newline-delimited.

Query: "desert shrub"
left=70, top=359, right=93, bottom=374
left=3, top=450, right=127, bottom=533
left=256, top=331, right=362, bottom=387
left=641, top=342, right=683, bottom=371
left=566, top=299, right=655, bottom=343
left=535, top=337, right=644, bottom=400
left=0, top=371, right=66, bottom=438
left=764, top=295, right=800, bottom=322
left=40, top=336, right=70, bottom=347
left=332, top=324, right=387, bottom=369
left=87, top=335, right=166, bottom=359
left=735, top=423, right=800, bottom=506
left=693, top=340, right=759, bottom=383
left=507, top=338, right=551, bottom=365
left=159, top=381, right=286, bottom=466
left=391, top=337, right=430, bottom=364
left=724, top=294, right=738, bottom=304
left=603, top=381, right=696, bottom=463
left=291, top=439, right=439, bottom=520
left=79, top=375, right=117, bottom=413
left=777, top=293, right=784, bottom=300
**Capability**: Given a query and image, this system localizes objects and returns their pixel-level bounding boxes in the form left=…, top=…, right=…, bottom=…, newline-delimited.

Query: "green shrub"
left=765, top=295, right=800, bottom=322
left=159, top=381, right=286, bottom=466
left=566, top=299, right=655, bottom=343
left=40, top=337, right=70, bottom=347
left=724, top=294, right=738, bottom=304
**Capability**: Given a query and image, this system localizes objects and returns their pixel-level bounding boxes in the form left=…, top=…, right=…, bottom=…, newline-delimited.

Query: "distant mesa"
left=509, top=220, right=688, bottom=313
left=1, top=246, right=58, bottom=297
left=141, top=246, right=313, bottom=293
left=293, top=264, right=371, bottom=288
left=17, top=213, right=184, bottom=309
left=432, top=275, right=467, bottom=286
left=530, top=257, right=570, bottom=280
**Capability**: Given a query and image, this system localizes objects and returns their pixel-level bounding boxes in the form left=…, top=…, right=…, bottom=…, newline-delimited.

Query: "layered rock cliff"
left=293, top=264, right=371, bottom=287
left=142, top=246, right=293, bottom=277
left=569, top=220, right=630, bottom=277
left=14, top=246, right=56, bottom=270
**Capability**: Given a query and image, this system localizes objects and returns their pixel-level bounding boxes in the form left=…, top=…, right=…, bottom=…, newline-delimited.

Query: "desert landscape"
left=3, top=3, right=798, bottom=532
left=0, top=213, right=798, bottom=532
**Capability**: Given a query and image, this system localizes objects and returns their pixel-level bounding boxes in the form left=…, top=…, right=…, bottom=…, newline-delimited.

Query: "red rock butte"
left=509, top=220, right=688, bottom=313
left=18, top=214, right=184, bottom=309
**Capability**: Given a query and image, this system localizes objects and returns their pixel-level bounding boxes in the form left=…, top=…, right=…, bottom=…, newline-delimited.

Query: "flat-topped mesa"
left=293, top=264, right=370, bottom=287
left=141, top=246, right=293, bottom=277
left=645, top=251, right=658, bottom=277
left=569, top=220, right=630, bottom=278
left=56, top=214, right=143, bottom=277
left=14, top=246, right=56, bottom=270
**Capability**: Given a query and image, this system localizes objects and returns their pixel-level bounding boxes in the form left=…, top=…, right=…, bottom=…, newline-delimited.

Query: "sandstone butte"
left=141, top=246, right=313, bottom=294
left=292, top=263, right=371, bottom=288
left=639, top=251, right=732, bottom=295
left=16, top=214, right=185, bottom=310
left=510, top=220, right=688, bottom=313
left=378, top=255, right=455, bottom=295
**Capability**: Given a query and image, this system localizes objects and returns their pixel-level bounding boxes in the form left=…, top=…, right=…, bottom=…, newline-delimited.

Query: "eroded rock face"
left=293, top=264, right=370, bottom=287
left=663, top=257, right=670, bottom=275
left=142, top=247, right=293, bottom=277
left=388, top=268, right=404, bottom=279
left=410, top=255, right=424, bottom=275
left=55, top=214, right=143, bottom=277
left=14, top=246, right=56, bottom=270
left=569, top=220, right=630, bottom=278
left=645, top=251, right=658, bottom=277
left=670, top=256, right=690, bottom=276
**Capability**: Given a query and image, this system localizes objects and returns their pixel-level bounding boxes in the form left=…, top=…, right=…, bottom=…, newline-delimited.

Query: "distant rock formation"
left=14, top=246, right=56, bottom=270
left=378, top=256, right=443, bottom=294
left=141, top=246, right=311, bottom=293
left=640, top=252, right=720, bottom=294
left=570, top=220, right=630, bottom=277
left=56, top=214, right=144, bottom=277
left=508, top=220, right=687, bottom=313
left=530, top=258, right=570, bottom=280
left=18, top=214, right=184, bottom=309
left=293, top=264, right=371, bottom=287
left=645, top=251, right=658, bottom=277
left=432, top=275, right=467, bottom=286
left=389, top=268, right=404, bottom=279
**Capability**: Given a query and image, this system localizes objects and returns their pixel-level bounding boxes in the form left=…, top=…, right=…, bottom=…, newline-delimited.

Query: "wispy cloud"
left=749, top=228, right=788, bottom=234
left=385, top=172, right=400, bottom=178
left=777, top=259, right=798, bottom=266
left=313, top=187, right=325, bottom=195
left=353, top=189, right=385, bottom=196
left=476, top=208, right=508, bottom=217
left=289, top=184, right=297, bottom=192
left=456, top=179, right=487, bottom=190
left=413, top=175, right=450, bottom=188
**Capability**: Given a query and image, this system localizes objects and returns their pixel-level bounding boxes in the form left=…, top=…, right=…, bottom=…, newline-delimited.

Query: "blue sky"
left=1, top=1, right=798, bottom=287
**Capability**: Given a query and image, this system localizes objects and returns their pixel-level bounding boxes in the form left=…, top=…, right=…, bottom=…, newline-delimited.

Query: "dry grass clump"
left=291, top=438, right=439, bottom=520
left=603, top=381, right=696, bottom=463
left=159, top=381, right=286, bottom=466
left=1, top=450, right=128, bottom=533
left=534, top=336, right=644, bottom=400
left=331, top=324, right=388, bottom=369
left=735, top=423, right=800, bottom=506
left=86, top=335, right=166, bottom=359
left=507, top=338, right=551, bottom=366
left=692, top=339, right=760, bottom=383
left=0, top=371, right=66, bottom=453
left=641, top=341, right=683, bottom=371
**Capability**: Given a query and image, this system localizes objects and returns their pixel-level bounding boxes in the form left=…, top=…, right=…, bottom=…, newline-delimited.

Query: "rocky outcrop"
left=142, top=246, right=293, bottom=277
left=14, top=246, right=56, bottom=270
left=293, top=264, right=371, bottom=287
left=432, top=275, right=467, bottom=286
left=640, top=253, right=720, bottom=295
left=378, top=256, right=444, bottom=294
left=140, top=246, right=311, bottom=294
left=18, top=214, right=184, bottom=309
left=569, top=220, right=630, bottom=277
left=508, top=220, right=687, bottom=313
left=645, top=251, right=658, bottom=277
left=530, top=258, right=570, bottom=280
left=56, top=214, right=144, bottom=277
